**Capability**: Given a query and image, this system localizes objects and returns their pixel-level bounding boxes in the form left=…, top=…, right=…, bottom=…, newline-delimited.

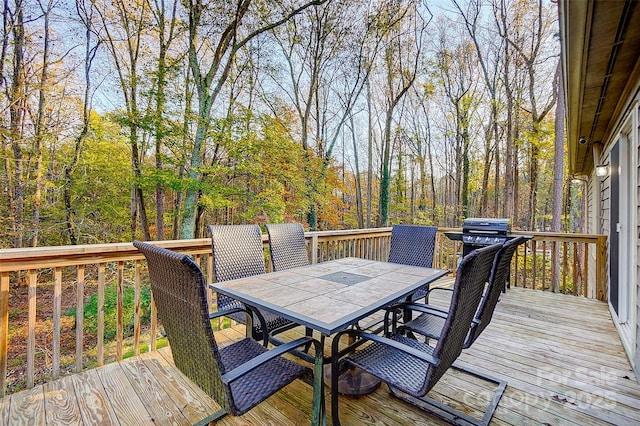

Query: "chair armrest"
left=332, top=329, right=440, bottom=366
left=221, top=336, right=319, bottom=384
left=426, top=286, right=453, bottom=297
left=401, top=302, right=450, bottom=318
left=386, top=301, right=449, bottom=316
left=209, top=306, right=251, bottom=320
left=383, top=302, right=451, bottom=334
left=209, top=306, right=269, bottom=346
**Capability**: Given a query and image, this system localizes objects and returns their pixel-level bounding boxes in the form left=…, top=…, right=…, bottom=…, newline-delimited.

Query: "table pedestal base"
left=323, top=364, right=381, bottom=396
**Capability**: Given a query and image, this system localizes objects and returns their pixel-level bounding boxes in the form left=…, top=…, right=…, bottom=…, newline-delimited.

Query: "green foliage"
left=197, top=110, right=322, bottom=225
left=44, top=113, right=131, bottom=245
left=70, top=283, right=153, bottom=340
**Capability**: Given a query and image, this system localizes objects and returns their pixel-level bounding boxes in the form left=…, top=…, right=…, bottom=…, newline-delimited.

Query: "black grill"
left=462, top=218, right=512, bottom=256
left=446, top=218, right=515, bottom=257
left=463, top=217, right=510, bottom=244
left=445, top=218, right=530, bottom=292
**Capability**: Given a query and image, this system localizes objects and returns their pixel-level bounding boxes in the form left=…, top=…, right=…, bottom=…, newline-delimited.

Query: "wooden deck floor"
left=2, top=286, right=640, bottom=425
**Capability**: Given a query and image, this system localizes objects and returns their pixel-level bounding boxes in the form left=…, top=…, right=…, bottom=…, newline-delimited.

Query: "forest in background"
left=1, top=0, right=580, bottom=249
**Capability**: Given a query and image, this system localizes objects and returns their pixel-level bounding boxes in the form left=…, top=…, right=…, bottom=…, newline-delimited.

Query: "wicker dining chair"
left=265, top=222, right=316, bottom=352
left=266, top=222, right=310, bottom=271
left=395, top=236, right=526, bottom=349
left=133, top=241, right=325, bottom=425
left=330, top=243, right=502, bottom=426
left=209, top=224, right=295, bottom=346
left=388, top=224, right=438, bottom=301
left=351, top=224, right=438, bottom=333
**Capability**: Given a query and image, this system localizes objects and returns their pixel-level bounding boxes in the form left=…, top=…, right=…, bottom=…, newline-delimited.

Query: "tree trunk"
left=31, top=0, right=52, bottom=247
left=528, top=126, right=540, bottom=230
left=378, top=108, right=394, bottom=227
left=350, top=115, right=364, bottom=228
left=366, top=79, right=373, bottom=228
left=9, top=0, right=25, bottom=248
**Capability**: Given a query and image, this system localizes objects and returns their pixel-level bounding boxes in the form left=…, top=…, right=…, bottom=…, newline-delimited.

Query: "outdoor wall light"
left=595, top=164, right=609, bottom=177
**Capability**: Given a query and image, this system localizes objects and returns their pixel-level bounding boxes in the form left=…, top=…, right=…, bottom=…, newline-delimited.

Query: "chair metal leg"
left=388, top=364, right=506, bottom=426
left=193, top=409, right=227, bottom=426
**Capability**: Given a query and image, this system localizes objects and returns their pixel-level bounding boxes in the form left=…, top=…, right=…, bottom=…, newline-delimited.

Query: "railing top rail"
left=508, top=231, right=607, bottom=245
left=0, top=227, right=606, bottom=273
left=0, top=229, right=393, bottom=272
left=0, top=238, right=213, bottom=272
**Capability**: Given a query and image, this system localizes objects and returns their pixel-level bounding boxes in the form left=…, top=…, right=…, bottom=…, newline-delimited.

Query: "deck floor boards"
left=2, top=286, right=640, bottom=425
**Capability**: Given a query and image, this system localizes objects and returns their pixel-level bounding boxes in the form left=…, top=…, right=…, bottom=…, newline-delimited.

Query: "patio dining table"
left=210, top=257, right=448, bottom=406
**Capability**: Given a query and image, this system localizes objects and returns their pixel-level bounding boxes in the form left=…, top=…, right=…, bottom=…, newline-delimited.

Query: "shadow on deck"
left=2, top=286, right=639, bottom=425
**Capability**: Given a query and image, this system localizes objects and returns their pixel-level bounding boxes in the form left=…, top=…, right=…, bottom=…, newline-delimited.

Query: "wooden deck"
left=2, top=286, right=639, bottom=425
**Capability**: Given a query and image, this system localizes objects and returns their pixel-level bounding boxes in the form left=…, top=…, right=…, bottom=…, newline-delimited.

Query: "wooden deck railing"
left=0, top=227, right=607, bottom=397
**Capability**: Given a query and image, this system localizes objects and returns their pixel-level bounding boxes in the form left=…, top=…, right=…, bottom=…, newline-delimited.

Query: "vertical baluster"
left=75, top=265, right=84, bottom=373
left=562, top=242, right=569, bottom=293
left=52, top=267, right=62, bottom=378
left=513, top=246, right=520, bottom=288
left=0, top=272, right=8, bottom=397
left=97, top=263, right=105, bottom=365
left=584, top=244, right=590, bottom=297
left=523, top=241, right=528, bottom=288
left=531, top=240, right=538, bottom=290
left=117, top=261, right=124, bottom=360
left=365, top=237, right=369, bottom=259
left=542, top=241, right=547, bottom=291
left=572, top=242, right=579, bottom=296
left=134, top=259, right=141, bottom=356
left=363, top=238, right=368, bottom=259
left=551, top=241, right=559, bottom=292
left=27, top=270, right=37, bottom=387
left=150, top=292, right=157, bottom=352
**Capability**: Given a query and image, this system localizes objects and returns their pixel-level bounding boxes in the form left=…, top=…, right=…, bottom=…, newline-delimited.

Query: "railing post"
left=596, top=235, right=608, bottom=301
left=311, top=234, right=318, bottom=264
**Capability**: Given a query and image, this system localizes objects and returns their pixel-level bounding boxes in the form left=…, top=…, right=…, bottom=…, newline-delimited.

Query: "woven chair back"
left=133, top=241, right=228, bottom=408
left=209, top=224, right=266, bottom=282
left=469, top=236, right=525, bottom=345
left=266, top=223, right=309, bottom=271
left=388, top=225, right=437, bottom=268
left=426, top=243, right=502, bottom=391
